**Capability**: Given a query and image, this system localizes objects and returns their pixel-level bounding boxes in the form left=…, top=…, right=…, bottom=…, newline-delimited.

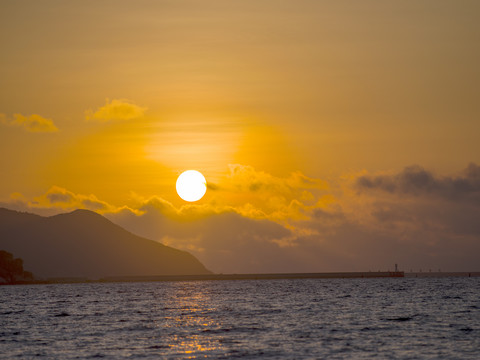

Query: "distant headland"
left=0, top=207, right=210, bottom=282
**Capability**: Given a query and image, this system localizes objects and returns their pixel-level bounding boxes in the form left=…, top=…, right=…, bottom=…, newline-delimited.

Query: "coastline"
left=2, top=270, right=479, bottom=285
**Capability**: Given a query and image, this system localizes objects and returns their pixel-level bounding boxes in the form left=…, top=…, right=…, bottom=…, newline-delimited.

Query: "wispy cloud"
left=0, top=113, right=58, bottom=132
left=85, top=99, right=147, bottom=122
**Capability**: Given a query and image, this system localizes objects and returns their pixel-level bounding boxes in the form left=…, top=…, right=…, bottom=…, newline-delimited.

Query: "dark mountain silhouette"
left=0, top=208, right=210, bottom=279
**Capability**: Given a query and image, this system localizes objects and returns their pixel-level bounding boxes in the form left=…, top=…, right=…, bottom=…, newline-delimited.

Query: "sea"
left=1, top=277, right=479, bottom=359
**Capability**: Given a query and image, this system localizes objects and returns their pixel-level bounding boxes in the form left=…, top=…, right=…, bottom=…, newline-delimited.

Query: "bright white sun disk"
left=176, top=170, right=207, bottom=202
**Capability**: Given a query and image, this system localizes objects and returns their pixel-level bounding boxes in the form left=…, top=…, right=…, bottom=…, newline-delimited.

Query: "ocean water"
left=1, top=278, right=479, bottom=359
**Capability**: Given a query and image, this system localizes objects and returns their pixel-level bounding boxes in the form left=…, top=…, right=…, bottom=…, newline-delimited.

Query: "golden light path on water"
left=158, top=288, right=221, bottom=355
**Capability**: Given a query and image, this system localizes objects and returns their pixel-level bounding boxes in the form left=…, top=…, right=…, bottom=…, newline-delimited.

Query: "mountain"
left=0, top=208, right=210, bottom=279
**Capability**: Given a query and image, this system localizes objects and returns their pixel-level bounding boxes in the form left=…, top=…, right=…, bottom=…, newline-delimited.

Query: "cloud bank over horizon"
left=2, top=163, right=479, bottom=274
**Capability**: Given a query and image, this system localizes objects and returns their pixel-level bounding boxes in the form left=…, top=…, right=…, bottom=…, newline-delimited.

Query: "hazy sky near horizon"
left=1, top=0, right=479, bottom=273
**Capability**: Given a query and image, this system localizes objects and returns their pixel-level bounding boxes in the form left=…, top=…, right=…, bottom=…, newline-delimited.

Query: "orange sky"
left=1, top=0, right=479, bottom=273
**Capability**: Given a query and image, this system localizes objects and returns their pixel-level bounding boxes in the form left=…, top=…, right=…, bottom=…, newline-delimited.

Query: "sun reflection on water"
left=153, top=284, right=225, bottom=358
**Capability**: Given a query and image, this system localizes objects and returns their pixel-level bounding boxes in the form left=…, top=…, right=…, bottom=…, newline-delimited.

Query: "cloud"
left=216, top=164, right=331, bottom=222
left=0, top=113, right=58, bottom=132
left=227, top=164, right=328, bottom=193
left=85, top=99, right=147, bottom=122
left=46, top=190, right=74, bottom=204
left=0, top=186, right=136, bottom=216
left=356, top=163, right=480, bottom=204
left=42, top=186, right=110, bottom=211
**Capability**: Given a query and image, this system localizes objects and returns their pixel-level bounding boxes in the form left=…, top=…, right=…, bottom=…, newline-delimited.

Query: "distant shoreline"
left=3, top=271, right=480, bottom=285
left=404, top=271, right=480, bottom=278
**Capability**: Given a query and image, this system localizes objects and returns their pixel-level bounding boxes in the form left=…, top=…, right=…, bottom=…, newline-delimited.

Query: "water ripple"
left=0, top=277, right=479, bottom=359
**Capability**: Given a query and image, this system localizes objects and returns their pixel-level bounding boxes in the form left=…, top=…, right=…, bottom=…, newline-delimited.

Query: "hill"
left=0, top=208, right=210, bottom=279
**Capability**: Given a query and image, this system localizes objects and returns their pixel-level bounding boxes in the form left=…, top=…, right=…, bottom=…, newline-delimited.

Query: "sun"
left=176, top=170, right=207, bottom=202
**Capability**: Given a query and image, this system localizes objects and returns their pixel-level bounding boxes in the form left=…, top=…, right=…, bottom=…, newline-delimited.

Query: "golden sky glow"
left=1, top=1, right=479, bottom=273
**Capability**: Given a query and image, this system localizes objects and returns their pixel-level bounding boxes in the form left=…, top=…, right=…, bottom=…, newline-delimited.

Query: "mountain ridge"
left=0, top=207, right=211, bottom=279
